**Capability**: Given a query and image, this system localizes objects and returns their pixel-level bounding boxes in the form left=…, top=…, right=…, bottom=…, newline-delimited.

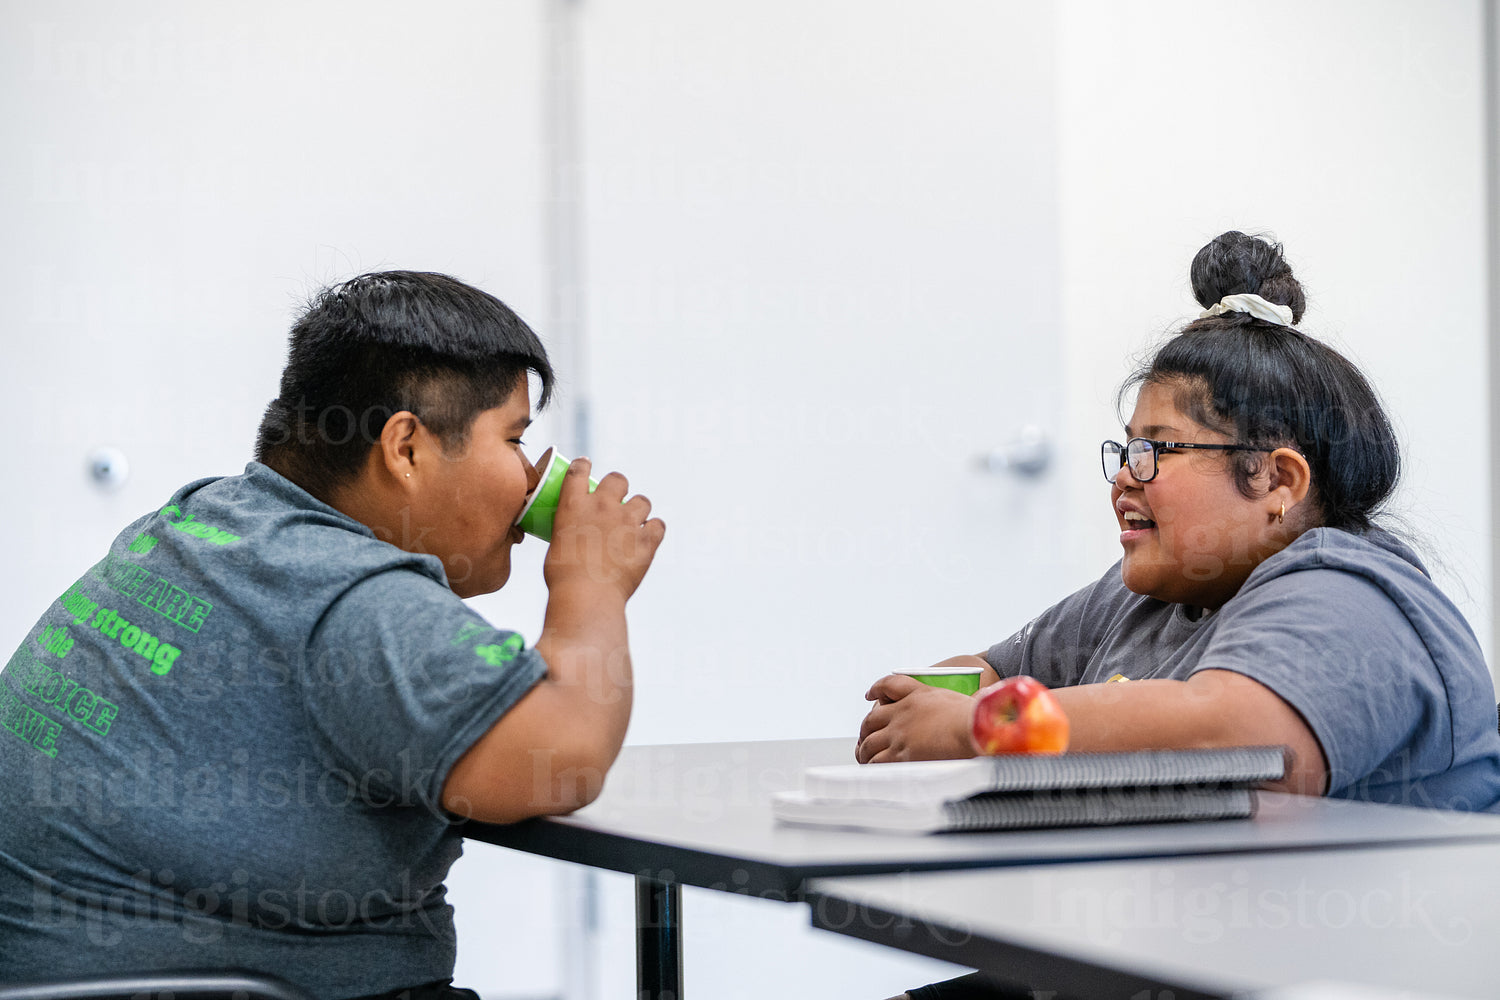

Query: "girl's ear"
left=1268, top=447, right=1313, bottom=515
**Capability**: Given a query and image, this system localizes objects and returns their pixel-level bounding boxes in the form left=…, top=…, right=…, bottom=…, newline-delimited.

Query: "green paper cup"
left=515, top=449, right=599, bottom=542
left=894, top=666, right=983, bottom=695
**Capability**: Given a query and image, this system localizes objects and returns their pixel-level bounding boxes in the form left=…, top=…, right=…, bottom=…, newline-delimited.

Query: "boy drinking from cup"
left=0, top=271, right=665, bottom=999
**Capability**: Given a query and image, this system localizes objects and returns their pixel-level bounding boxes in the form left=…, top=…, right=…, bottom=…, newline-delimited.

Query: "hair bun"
left=1190, top=231, right=1307, bottom=325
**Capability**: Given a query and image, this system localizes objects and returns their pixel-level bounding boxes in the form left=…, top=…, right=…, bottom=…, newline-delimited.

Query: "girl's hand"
left=855, top=674, right=978, bottom=763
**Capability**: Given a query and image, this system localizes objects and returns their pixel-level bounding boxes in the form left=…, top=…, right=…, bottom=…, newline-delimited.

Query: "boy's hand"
left=855, top=674, right=978, bottom=763
left=543, top=457, right=665, bottom=601
left=447, top=458, right=662, bottom=825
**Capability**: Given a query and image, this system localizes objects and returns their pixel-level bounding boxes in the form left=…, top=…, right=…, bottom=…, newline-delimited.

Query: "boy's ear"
left=1268, top=447, right=1312, bottom=508
left=378, top=411, right=422, bottom=481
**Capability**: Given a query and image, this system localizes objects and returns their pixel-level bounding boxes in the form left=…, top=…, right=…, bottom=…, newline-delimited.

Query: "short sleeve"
left=1195, top=568, right=1442, bottom=796
left=983, top=563, right=1146, bottom=686
left=301, top=569, right=547, bottom=806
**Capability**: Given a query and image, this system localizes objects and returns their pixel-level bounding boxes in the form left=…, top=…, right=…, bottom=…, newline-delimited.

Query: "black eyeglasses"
left=1101, top=437, right=1266, bottom=484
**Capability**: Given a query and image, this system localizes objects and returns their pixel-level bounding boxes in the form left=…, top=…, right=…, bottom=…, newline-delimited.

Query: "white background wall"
left=3, top=2, right=1493, bottom=998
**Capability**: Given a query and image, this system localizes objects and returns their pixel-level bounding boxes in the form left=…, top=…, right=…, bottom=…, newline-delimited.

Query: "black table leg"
left=635, top=873, right=684, bottom=1000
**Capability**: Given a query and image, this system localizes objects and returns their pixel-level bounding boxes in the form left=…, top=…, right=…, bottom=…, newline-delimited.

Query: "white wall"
left=1, top=0, right=556, bottom=642
left=1055, top=0, right=1493, bottom=661
left=2, top=4, right=563, bottom=997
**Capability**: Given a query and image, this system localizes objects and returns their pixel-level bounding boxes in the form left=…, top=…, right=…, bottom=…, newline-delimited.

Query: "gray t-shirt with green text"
left=0, top=462, right=546, bottom=998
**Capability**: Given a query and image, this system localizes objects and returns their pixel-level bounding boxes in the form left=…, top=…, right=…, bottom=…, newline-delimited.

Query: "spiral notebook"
left=771, top=746, right=1288, bottom=835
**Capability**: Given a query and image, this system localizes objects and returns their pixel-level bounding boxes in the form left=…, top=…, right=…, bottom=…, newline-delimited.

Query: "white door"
left=577, top=0, right=1076, bottom=746
left=552, top=2, right=1077, bottom=996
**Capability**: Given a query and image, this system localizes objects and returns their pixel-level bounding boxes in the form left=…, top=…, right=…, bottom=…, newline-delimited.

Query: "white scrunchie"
left=1198, top=293, right=1294, bottom=327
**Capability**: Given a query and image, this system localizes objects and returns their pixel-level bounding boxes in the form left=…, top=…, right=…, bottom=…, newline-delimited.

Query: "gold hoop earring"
left=1277, top=502, right=1285, bottom=525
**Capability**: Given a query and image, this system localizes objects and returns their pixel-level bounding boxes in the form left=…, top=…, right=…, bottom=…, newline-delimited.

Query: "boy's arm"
left=441, top=460, right=665, bottom=824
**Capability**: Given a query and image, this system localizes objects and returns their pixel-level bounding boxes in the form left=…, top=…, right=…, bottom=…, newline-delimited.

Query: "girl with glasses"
left=858, top=231, right=1500, bottom=815
left=863, top=230, right=1500, bottom=1000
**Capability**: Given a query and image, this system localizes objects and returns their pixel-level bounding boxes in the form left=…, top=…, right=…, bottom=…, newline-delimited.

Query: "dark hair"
left=1120, top=231, right=1399, bottom=533
left=254, top=270, right=554, bottom=501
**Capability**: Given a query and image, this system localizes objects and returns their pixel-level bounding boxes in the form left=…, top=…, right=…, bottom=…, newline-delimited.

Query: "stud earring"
left=1277, top=502, right=1285, bottom=524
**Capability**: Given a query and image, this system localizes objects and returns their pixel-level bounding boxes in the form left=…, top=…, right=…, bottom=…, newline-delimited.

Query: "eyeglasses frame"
left=1101, top=437, right=1267, bottom=484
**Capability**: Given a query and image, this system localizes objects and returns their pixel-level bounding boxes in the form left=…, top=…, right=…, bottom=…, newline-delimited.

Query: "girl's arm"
left=1051, top=669, right=1327, bottom=794
left=858, top=667, right=1327, bottom=796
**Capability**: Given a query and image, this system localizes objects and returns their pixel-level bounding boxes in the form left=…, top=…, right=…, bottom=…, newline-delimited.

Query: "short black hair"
left=1120, top=231, right=1400, bottom=533
left=254, top=270, right=554, bottom=501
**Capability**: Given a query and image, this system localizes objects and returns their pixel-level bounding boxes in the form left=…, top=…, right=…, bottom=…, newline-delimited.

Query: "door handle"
left=975, top=425, right=1050, bottom=478
left=88, top=446, right=130, bottom=491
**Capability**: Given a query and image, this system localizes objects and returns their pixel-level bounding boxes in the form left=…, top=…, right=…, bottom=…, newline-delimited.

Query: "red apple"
left=970, top=675, right=1070, bottom=755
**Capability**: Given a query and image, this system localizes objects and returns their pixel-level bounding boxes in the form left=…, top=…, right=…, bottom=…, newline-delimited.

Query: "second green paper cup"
left=515, top=450, right=598, bottom=542
left=894, top=666, right=983, bottom=695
